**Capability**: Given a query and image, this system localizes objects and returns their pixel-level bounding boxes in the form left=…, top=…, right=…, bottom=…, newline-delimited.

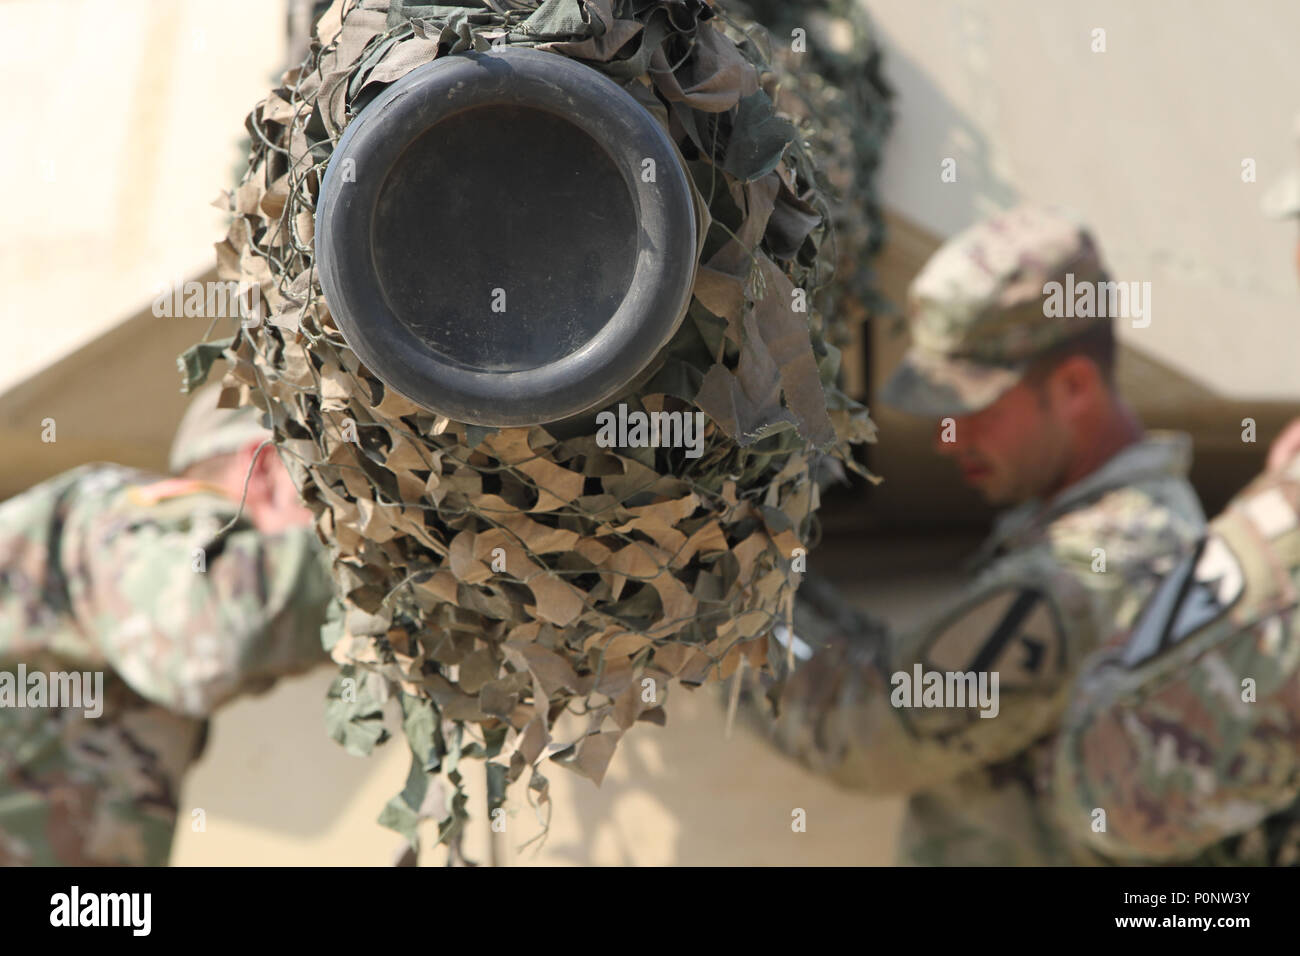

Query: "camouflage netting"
left=184, top=0, right=890, bottom=854
left=731, top=0, right=894, bottom=337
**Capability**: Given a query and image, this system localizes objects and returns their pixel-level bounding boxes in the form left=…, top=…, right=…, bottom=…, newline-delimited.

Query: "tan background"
left=0, top=0, right=1296, bottom=864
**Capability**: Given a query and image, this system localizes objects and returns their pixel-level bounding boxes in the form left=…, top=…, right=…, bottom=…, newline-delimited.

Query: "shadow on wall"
left=874, top=19, right=1021, bottom=231
left=178, top=667, right=378, bottom=837
left=492, top=542, right=940, bottom=867
left=159, top=537, right=916, bottom=866
left=502, top=683, right=902, bottom=867
left=173, top=627, right=905, bottom=864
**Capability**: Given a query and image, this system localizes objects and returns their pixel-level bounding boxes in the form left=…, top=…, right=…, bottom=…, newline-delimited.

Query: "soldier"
left=0, top=385, right=334, bottom=865
left=1048, top=157, right=1300, bottom=865
left=757, top=204, right=1207, bottom=865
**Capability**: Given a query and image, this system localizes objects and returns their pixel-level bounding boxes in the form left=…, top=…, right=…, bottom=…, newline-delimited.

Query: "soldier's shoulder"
left=0, top=464, right=149, bottom=553
left=1054, top=478, right=1193, bottom=538
left=119, top=476, right=234, bottom=512
left=72, top=466, right=239, bottom=529
left=0, top=464, right=231, bottom=653
left=2, top=462, right=120, bottom=512
left=3, top=462, right=221, bottom=511
left=1048, top=477, right=1202, bottom=577
left=50, top=466, right=248, bottom=575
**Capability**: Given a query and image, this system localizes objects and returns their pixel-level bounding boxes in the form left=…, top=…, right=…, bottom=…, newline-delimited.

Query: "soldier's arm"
left=1051, top=464, right=1300, bottom=862
left=760, top=549, right=1090, bottom=795
left=72, top=490, right=335, bottom=718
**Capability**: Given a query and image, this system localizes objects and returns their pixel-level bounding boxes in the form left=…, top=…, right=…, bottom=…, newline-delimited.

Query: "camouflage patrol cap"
left=881, top=204, right=1111, bottom=417
left=168, top=384, right=272, bottom=474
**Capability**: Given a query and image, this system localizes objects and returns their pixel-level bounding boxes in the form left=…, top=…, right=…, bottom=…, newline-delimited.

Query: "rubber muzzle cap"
left=316, top=47, right=698, bottom=426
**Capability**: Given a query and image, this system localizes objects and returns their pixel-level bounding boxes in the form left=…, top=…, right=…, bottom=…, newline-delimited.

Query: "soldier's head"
left=169, top=385, right=312, bottom=533
left=882, top=204, right=1133, bottom=506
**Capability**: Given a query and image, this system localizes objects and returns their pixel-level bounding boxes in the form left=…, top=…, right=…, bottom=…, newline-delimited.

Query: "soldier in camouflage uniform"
left=1047, top=159, right=1300, bottom=865
left=0, top=385, right=334, bottom=865
left=757, top=205, right=1207, bottom=864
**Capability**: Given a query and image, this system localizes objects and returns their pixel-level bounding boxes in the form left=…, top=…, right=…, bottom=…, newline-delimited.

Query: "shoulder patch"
left=923, top=587, right=1063, bottom=689
left=1121, top=535, right=1244, bottom=668
left=126, top=478, right=226, bottom=508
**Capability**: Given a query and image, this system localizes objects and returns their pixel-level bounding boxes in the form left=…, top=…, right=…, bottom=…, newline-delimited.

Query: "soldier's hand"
left=1266, top=416, right=1300, bottom=472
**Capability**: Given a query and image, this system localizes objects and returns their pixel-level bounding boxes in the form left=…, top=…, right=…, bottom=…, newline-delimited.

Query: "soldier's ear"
left=246, top=438, right=280, bottom=480
left=225, top=438, right=270, bottom=497
left=1049, top=355, right=1102, bottom=408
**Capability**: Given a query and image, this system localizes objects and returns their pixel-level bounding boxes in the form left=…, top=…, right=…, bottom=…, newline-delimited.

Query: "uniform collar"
left=974, top=431, right=1194, bottom=563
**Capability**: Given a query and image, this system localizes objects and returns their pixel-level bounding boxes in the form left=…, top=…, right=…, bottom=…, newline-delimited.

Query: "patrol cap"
left=168, top=384, right=272, bottom=474
left=880, top=204, right=1111, bottom=418
left=1261, top=114, right=1300, bottom=219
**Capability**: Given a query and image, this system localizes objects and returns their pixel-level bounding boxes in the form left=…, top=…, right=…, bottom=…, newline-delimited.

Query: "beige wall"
left=0, top=0, right=285, bottom=396
left=870, top=0, right=1300, bottom=402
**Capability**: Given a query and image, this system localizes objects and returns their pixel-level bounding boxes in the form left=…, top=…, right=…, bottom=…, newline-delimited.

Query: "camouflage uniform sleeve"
left=66, top=483, right=335, bottom=718
left=1051, top=461, right=1300, bottom=862
left=762, top=545, right=1092, bottom=795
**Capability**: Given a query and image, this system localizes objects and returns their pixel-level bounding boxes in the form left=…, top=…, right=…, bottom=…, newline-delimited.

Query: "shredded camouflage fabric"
left=189, top=0, right=885, bottom=850
left=0, top=465, right=332, bottom=865
left=727, top=0, right=893, bottom=338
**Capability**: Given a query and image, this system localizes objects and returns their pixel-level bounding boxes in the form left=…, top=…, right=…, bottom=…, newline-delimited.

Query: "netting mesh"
left=184, top=0, right=890, bottom=854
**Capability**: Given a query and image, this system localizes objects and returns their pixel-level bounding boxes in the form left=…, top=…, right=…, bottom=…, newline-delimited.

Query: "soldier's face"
left=934, top=381, right=1069, bottom=505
